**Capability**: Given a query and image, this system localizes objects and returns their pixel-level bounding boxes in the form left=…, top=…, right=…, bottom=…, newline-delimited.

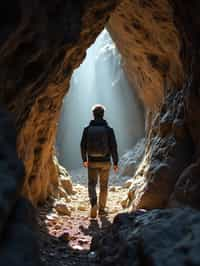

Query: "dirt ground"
left=38, top=169, right=129, bottom=265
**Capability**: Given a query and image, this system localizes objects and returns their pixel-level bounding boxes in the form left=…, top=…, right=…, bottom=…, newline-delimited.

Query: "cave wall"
left=108, top=0, right=200, bottom=210
left=0, top=0, right=200, bottom=214
left=108, top=0, right=184, bottom=109
left=1, top=0, right=200, bottom=263
left=0, top=0, right=119, bottom=205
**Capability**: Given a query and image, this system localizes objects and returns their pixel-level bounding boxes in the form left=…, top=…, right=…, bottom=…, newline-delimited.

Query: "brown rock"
left=54, top=201, right=71, bottom=216
left=60, top=176, right=73, bottom=195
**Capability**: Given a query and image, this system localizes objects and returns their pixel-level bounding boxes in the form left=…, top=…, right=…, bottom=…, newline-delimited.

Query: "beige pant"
left=88, top=162, right=111, bottom=210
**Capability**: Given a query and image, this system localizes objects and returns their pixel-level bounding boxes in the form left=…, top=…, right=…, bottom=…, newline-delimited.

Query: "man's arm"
left=80, top=128, right=88, bottom=163
left=109, top=128, right=119, bottom=166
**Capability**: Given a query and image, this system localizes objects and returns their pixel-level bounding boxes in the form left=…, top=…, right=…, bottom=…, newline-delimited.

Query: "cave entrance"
left=39, top=28, right=146, bottom=262
left=56, top=29, right=145, bottom=183
left=40, top=29, right=146, bottom=264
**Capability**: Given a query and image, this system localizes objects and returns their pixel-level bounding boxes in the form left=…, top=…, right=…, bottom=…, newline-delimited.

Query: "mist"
left=56, top=29, right=145, bottom=170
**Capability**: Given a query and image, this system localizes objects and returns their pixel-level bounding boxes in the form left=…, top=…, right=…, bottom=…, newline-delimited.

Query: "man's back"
left=80, top=118, right=118, bottom=165
left=80, top=104, right=119, bottom=218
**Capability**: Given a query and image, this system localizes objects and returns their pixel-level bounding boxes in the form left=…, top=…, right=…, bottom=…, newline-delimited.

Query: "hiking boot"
left=90, top=205, right=98, bottom=219
left=99, top=208, right=108, bottom=216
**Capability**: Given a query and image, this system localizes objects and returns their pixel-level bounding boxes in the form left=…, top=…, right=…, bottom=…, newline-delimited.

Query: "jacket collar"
left=89, top=119, right=108, bottom=126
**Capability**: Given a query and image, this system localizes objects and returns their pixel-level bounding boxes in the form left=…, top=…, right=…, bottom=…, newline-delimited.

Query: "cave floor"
left=37, top=173, right=128, bottom=265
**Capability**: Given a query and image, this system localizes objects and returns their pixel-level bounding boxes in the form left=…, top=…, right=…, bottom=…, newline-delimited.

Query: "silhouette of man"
left=80, top=104, right=119, bottom=218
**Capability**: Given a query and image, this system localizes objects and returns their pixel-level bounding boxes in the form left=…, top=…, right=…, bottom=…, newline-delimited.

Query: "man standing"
left=80, top=104, right=119, bottom=218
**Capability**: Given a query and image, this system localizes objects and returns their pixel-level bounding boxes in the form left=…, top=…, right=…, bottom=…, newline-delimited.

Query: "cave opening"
left=56, top=29, right=145, bottom=184
left=38, top=28, right=146, bottom=262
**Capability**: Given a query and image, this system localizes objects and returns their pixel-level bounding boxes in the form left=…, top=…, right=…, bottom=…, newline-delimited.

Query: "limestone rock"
left=120, top=197, right=129, bottom=209
left=127, top=91, right=194, bottom=210
left=0, top=0, right=119, bottom=205
left=60, top=176, right=73, bottom=195
left=54, top=200, right=71, bottom=216
left=109, top=186, right=117, bottom=192
left=171, top=158, right=200, bottom=209
left=109, top=0, right=183, bottom=108
left=77, top=205, right=88, bottom=212
left=94, top=208, right=200, bottom=266
left=122, top=179, right=133, bottom=189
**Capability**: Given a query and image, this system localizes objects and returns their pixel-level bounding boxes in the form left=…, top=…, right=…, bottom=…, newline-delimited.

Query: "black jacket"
left=80, top=119, right=118, bottom=165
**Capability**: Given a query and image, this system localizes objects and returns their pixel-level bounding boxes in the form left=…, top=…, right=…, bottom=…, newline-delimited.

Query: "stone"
left=95, top=208, right=200, bottom=266
left=123, top=179, right=133, bottom=189
left=109, top=186, right=117, bottom=192
left=54, top=201, right=71, bottom=216
left=60, top=176, right=73, bottom=195
left=0, top=198, right=42, bottom=266
left=77, top=205, right=87, bottom=211
left=59, top=231, right=71, bottom=242
left=121, top=197, right=129, bottom=209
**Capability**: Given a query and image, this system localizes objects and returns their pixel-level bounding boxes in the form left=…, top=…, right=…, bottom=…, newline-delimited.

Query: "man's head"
left=91, top=104, right=106, bottom=119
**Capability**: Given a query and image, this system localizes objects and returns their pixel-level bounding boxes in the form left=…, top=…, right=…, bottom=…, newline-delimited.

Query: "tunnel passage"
left=1, top=0, right=200, bottom=265
left=56, top=29, right=145, bottom=172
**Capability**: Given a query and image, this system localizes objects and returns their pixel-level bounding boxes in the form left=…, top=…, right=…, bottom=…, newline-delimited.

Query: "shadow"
left=38, top=200, right=91, bottom=266
left=37, top=200, right=112, bottom=266
left=79, top=215, right=112, bottom=255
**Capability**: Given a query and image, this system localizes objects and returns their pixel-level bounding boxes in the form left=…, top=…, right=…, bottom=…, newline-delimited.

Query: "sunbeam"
left=56, top=29, right=145, bottom=170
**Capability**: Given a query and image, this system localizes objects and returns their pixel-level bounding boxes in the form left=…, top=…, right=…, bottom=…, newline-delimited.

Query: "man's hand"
left=83, top=161, right=89, bottom=168
left=113, top=165, right=119, bottom=173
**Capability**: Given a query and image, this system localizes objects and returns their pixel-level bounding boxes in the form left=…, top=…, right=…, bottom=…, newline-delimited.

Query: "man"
left=80, top=104, right=119, bottom=218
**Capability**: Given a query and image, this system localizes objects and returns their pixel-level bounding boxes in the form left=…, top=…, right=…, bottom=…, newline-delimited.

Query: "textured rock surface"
left=127, top=91, right=194, bottom=209
left=109, top=0, right=184, bottom=108
left=1, top=0, right=200, bottom=264
left=0, top=0, right=119, bottom=204
left=107, top=0, right=200, bottom=210
left=0, top=198, right=42, bottom=266
left=0, top=108, right=24, bottom=235
left=94, top=208, right=200, bottom=266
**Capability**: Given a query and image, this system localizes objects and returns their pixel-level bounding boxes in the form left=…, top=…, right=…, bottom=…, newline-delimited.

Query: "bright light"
left=56, top=29, right=144, bottom=170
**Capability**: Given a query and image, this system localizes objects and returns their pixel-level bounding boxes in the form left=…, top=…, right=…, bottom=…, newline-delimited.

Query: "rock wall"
left=109, top=0, right=200, bottom=210
left=94, top=208, right=200, bottom=266
left=0, top=0, right=119, bottom=205
left=1, top=0, right=198, bottom=211
left=1, top=0, right=200, bottom=264
left=109, top=0, right=184, bottom=108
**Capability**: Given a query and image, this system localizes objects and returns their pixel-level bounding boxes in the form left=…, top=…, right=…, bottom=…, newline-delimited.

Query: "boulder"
left=94, top=208, right=200, bottom=266
left=54, top=200, right=71, bottom=216
left=60, top=176, right=73, bottom=195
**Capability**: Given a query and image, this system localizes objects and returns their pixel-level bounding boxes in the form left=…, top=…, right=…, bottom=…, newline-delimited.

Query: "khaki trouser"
left=88, top=162, right=111, bottom=210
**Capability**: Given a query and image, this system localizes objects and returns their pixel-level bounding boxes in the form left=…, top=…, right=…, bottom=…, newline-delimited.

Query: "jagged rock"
left=0, top=108, right=25, bottom=236
left=109, top=0, right=183, bottom=108
left=60, top=176, right=73, bottom=195
left=120, top=197, right=129, bottom=209
left=77, top=205, right=88, bottom=212
left=109, top=186, right=117, bottom=192
left=123, top=179, right=133, bottom=189
left=54, top=200, right=71, bottom=216
left=127, top=91, right=194, bottom=210
left=172, top=158, right=200, bottom=208
left=0, top=198, right=42, bottom=266
left=94, top=208, right=200, bottom=266
left=0, top=0, right=119, bottom=205
left=52, top=186, right=71, bottom=202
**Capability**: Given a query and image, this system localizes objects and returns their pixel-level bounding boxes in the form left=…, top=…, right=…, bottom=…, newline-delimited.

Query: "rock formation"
left=109, top=0, right=200, bottom=210
left=94, top=208, right=200, bottom=266
left=1, top=0, right=200, bottom=265
left=109, top=0, right=184, bottom=108
left=0, top=0, right=119, bottom=205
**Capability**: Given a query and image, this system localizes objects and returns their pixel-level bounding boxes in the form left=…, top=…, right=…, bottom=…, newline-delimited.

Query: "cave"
left=1, top=1, right=200, bottom=266
left=56, top=28, right=145, bottom=172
